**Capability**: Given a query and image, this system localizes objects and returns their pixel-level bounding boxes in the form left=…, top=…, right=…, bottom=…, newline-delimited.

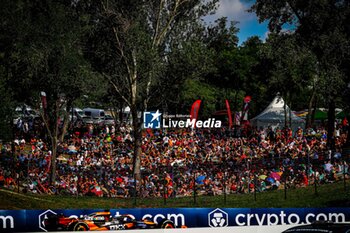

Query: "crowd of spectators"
left=0, top=122, right=349, bottom=199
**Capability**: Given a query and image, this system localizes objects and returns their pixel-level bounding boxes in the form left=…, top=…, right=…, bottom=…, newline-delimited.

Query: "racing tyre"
left=159, top=219, right=175, bottom=229
left=73, top=222, right=89, bottom=231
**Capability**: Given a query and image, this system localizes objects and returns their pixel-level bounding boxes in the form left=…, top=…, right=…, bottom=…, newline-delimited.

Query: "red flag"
left=146, top=128, right=153, bottom=137
left=242, top=95, right=252, bottom=122
left=190, top=100, right=201, bottom=127
left=225, top=99, right=233, bottom=128
left=343, top=117, right=348, bottom=126
left=244, top=96, right=251, bottom=104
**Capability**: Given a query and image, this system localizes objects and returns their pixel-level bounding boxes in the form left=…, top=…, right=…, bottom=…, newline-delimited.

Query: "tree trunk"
left=49, top=136, right=58, bottom=185
left=45, top=97, right=61, bottom=186
left=288, top=98, right=292, bottom=128
left=128, top=48, right=142, bottom=182
left=311, top=96, right=318, bottom=127
left=59, top=101, right=72, bottom=142
left=119, top=102, right=124, bottom=123
left=131, top=107, right=142, bottom=182
left=283, top=95, right=288, bottom=129
left=327, top=98, right=336, bottom=150
left=306, top=87, right=316, bottom=128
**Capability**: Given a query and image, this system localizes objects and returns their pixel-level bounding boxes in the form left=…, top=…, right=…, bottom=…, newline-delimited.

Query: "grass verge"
left=0, top=182, right=349, bottom=210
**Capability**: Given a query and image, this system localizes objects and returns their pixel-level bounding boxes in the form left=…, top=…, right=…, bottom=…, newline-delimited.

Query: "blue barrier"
left=1, top=208, right=350, bottom=232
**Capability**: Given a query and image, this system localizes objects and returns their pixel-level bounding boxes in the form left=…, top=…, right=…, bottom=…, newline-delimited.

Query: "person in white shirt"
left=163, top=135, right=169, bottom=146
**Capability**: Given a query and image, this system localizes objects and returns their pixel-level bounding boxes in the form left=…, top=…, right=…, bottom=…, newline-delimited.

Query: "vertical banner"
left=40, top=91, right=47, bottom=111
left=190, top=100, right=202, bottom=126
left=235, top=111, right=241, bottom=126
left=241, top=96, right=251, bottom=122
left=225, top=100, right=233, bottom=128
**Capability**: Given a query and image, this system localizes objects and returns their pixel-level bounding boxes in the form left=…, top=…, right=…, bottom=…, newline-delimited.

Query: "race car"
left=43, top=211, right=180, bottom=231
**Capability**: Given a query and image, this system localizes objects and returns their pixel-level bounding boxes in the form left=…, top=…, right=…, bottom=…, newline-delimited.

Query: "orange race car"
left=43, top=211, right=182, bottom=231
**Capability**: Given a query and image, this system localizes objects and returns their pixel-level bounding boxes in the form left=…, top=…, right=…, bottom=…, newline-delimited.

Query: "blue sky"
left=204, top=0, right=269, bottom=45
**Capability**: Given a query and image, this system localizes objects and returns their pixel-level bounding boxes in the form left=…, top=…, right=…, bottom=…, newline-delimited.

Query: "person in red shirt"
left=0, top=171, right=5, bottom=187
left=301, top=171, right=308, bottom=187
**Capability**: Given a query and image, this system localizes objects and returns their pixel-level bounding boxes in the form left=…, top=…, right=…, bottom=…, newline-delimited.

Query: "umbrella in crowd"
left=270, top=172, right=281, bottom=181
left=57, top=156, right=67, bottom=162
left=266, top=177, right=275, bottom=184
left=196, top=175, right=206, bottom=185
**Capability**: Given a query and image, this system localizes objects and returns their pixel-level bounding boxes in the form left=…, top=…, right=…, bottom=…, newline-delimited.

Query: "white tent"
left=251, top=95, right=305, bottom=132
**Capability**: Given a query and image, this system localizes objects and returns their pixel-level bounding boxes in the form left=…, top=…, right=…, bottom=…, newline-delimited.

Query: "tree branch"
left=39, top=107, right=53, bottom=142
left=152, top=0, right=165, bottom=47
left=153, top=0, right=189, bottom=47
left=286, top=0, right=303, bottom=23
left=102, top=72, right=131, bottom=106
left=100, top=0, right=133, bottom=85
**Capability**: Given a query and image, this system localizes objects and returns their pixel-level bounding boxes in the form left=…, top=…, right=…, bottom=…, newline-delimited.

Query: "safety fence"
left=0, top=207, right=349, bottom=232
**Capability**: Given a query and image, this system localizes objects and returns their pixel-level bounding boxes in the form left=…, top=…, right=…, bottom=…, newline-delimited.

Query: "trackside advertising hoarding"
left=0, top=208, right=349, bottom=232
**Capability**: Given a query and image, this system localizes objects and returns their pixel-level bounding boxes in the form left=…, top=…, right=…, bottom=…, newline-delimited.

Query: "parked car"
left=83, top=108, right=105, bottom=118
left=69, top=108, right=85, bottom=122
left=13, top=112, right=22, bottom=125
left=93, top=116, right=104, bottom=125
left=13, top=105, right=39, bottom=125
left=103, top=114, right=115, bottom=126
left=283, top=221, right=350, bottom=233
left=82, top=116, right=94, bottom=124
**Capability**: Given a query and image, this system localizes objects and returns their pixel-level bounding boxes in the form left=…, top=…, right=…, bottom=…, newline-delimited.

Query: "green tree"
left=261, top=33, right=316, bottom=127
left=238, top=36, right=270, bottom=117
left=0, top=68, right=15, bottom=142
left=159, top=34, right=216, bottom=115
left=204, top=18, right=243, bottom=112
left=251, top=0, right=350, bottom=147
left=82, top=0, right=219, bottom=181
left=0, top=0, right=92, bottom=184
left=180, top=79, right=219, bottom=117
